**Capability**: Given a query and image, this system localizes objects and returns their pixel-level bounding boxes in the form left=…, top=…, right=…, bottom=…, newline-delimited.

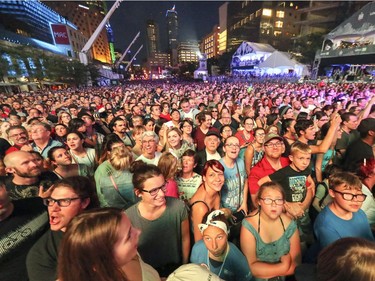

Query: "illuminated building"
left=44, top=1, right=112, bottom=63
left=295, top=1, right=369, bottom=37
left=146, top=20, right=160, bottom=57
left=0, top=0, right=84, bottom=58
left=200, top=25, right=220, bottom=59
left=218, top=2, right=228, bottom=55
left=224, top=1, right=303, bottom=52
left=166, top=5, right=179, bottom=66
left=178, top=41, right=199, bottom=63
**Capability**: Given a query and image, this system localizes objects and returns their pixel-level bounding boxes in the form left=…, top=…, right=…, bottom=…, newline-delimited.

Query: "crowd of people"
left=0, top=79, right=374, bottom=281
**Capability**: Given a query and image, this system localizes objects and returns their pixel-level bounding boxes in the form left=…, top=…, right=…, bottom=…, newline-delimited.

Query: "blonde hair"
left=158, top=152, right=178, bottom=180
left=109, top=146, right=133, bottom=171
left=290, top=141, right=311, bottom=155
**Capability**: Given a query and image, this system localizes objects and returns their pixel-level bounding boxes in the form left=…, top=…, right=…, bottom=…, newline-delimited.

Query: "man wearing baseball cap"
left=248, top=133, right=290, bottom=207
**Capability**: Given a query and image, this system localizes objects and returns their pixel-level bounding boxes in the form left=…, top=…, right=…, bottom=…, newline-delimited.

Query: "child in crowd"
left=314, top=171, right=374, bottom=253
left=259, top=142, right=315, bottom=246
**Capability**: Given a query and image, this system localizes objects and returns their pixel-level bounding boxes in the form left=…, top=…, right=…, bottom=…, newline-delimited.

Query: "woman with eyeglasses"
left=244, top=127, right=265, bottom=176
left=241, top=182, right=301, bottom=281
left=26, top=176, right=99, bottom=281
left=58, top=208, right=160, bottom=281
left=125, top=162, right=190, bottom=278
left=210, top=107, right=219, bottom=125
left=234, top=117, right=255, bottom=148
left=179, top=119, right=194, bottom=147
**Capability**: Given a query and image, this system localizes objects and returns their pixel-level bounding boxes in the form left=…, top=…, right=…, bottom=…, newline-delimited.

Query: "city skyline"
left=110, top=1, right=224, bottom=62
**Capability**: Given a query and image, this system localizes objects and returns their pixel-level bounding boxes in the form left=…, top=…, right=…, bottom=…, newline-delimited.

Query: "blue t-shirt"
left=314, top=205, right=374, bottom=251
left=190, top=240, right=252, bottom=281
left=219, top=158, right=247, bottom=212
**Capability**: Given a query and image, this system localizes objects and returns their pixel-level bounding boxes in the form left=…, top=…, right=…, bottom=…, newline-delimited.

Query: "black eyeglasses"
left=260, top=198, right=285, bottom=206
left=43, top=197, right=81, bottom=207
left=333, top=190, right=367, bottom=202
left=264, top=141, right=283, bottom=148
left=142, top=182, right=167, bottom=196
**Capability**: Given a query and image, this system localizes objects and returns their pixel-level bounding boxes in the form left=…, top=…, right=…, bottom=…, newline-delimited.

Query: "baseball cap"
left=205, top=130, right=220, bottom=138
left=264, top=133, right=283, bottom=144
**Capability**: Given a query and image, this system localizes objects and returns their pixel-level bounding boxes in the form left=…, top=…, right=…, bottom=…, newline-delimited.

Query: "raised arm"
left=310, top=114, right=341, bottom=154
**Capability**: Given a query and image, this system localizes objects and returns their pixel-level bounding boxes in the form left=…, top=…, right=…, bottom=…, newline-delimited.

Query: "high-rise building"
left=166, top=5, right=179, bottom=66
left=0, top=0, right=84, bottom=58
left=224, top=1, right=303, bottom=52
left=146, top=20, right=160, bottom=57
left=200, top=25, right=220, bottom=59
left=43, top=1, right=112, bottom=64
left=218, top=2, right=228, bottom=55
left=295, top=1, right=369, bottom=37
left=178, top=41, right=199, bottom=63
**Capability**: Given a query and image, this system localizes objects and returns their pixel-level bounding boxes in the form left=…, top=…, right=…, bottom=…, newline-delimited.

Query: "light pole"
left=79, top=0, right=122, bottom=65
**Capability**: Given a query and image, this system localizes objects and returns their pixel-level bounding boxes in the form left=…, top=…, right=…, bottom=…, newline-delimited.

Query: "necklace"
left=206, top=244, right=229, bottom=277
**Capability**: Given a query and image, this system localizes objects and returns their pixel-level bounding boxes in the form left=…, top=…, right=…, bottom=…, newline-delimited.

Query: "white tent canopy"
left=258, top=51, right=309, bottom=76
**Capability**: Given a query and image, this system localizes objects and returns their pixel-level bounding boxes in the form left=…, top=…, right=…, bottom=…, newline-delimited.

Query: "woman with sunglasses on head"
left=241, top=182, right=301, bottom=281
left=26, top=176, right=99, bottom=281
left=125, top=161, right=190, bottom=278
left=58, top=208, right=160, bottom=281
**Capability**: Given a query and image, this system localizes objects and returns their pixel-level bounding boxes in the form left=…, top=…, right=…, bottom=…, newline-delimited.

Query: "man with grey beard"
left=2, top=151, right=58, bottom=200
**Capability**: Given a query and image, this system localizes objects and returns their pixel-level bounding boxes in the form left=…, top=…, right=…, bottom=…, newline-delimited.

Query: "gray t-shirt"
left=125, top=197, right=189, bottom=269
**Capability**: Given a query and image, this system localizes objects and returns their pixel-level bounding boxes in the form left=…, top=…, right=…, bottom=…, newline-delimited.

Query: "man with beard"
left=109, top=116, right=134, bottom=147
left=2, top=151, right=58, bottom=200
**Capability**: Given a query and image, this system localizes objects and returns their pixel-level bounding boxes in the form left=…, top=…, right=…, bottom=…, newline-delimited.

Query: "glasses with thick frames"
left=43, top=197, right=81, bottom=207
left=333, top=190, right=367, bottom=202
left=264, top=141, right=283, bottom=148
left=142, top=182, right=167, bottom=196
left=260, top=198, right=285, bottom=205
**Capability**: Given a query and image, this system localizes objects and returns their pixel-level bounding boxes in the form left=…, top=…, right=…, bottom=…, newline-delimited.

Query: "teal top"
left=242, top=218, right=297, bottom=263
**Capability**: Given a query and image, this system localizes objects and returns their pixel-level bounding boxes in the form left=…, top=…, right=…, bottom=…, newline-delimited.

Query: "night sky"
left=109, top=1, right=224, bottom=62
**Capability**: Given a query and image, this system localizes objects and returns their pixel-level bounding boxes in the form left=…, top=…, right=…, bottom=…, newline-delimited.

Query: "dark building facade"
left=166, top=5, right=179, bottom=66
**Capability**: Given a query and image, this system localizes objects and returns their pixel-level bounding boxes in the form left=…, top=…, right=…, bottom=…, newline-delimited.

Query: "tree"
left=292, top=33, right=325, bottom=67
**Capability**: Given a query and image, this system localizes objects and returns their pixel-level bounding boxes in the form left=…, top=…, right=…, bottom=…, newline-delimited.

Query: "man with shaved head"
left=2, top=151, right=58, bottom=200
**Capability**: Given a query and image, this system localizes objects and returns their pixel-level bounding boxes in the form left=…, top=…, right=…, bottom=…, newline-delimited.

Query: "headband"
left=198, top=210, right=228, bottom=234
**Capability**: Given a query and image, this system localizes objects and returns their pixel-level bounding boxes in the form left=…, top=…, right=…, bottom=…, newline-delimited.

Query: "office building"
left=44, top=1, right=112, bottom=63
left=224, top=1, right=302, bottom=52
left=178, top=41, right=199, bottom=63
left=146, top=20, right=160, bottom=57
left=166, top=5, right=179, bottom=66
left=201, top=25, right=220, bottom=59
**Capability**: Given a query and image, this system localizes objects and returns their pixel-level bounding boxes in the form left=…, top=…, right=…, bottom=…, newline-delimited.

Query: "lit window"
left=275, top=21, right=283, bottom=28
left=276, top=11, right=284, bottom=18
left=274, top=31, right=282, bottom=36
left=262, top=9, right=272, bottom=17
left=290, top=2, right=293, bottom=7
